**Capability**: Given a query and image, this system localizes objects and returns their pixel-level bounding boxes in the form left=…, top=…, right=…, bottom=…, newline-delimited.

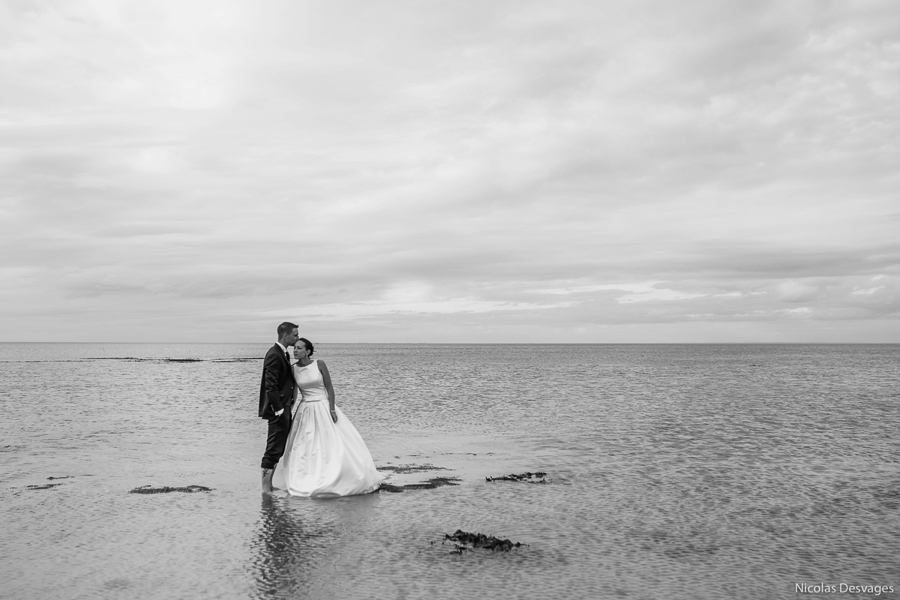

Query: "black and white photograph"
left=1, top=0, right=898, bottom=598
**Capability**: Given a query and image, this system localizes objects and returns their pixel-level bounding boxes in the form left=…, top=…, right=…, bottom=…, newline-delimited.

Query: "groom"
left=259, top=321, right=300, bottom=493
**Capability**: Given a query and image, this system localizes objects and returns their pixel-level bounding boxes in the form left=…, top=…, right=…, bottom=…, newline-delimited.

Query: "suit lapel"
left=276, top=344, right=290, bottom=370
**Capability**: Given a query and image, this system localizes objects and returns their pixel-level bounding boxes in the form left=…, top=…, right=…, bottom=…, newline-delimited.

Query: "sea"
left=0, top=343, right=898, bottom=600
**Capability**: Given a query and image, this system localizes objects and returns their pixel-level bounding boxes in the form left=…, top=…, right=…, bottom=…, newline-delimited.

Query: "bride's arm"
left=318, top=360, right=337, bottom=423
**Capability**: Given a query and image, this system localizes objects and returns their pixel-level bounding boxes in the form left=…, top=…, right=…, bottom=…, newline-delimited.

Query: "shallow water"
left=1, top=343, right=898, bottom=599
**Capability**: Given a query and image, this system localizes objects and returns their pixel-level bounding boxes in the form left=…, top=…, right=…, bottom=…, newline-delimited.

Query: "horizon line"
left=1, top=341, right=899, bottom=345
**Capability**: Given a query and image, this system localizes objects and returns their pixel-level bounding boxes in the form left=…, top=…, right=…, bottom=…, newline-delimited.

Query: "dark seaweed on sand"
left=377, top=463, right=450, bottom=474
left=378, top=477, right=461, bottom=493
left=444, top=530, right=526, bottom=553
left=129, top=485, right=213, bottom=494
left=485, top=471, right=547, bottom=483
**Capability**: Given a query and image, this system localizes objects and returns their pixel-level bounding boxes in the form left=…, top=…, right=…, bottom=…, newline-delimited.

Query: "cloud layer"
left=1, top=0, right=898, bottom=342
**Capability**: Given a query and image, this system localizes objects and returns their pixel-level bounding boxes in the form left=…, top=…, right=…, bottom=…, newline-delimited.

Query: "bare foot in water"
left=261, top=468, right=275, bottom=494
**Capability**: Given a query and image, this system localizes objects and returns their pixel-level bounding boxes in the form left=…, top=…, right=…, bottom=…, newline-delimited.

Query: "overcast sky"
left=1, top=0, right=898, bottom=343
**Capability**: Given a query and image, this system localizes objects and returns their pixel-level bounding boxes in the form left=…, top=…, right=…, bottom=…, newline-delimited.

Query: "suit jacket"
left=258, top=344, right=295, bottom=419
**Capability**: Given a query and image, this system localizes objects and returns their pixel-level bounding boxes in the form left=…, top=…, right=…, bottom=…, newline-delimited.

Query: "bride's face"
left=293, top=344, right=308, bottom=360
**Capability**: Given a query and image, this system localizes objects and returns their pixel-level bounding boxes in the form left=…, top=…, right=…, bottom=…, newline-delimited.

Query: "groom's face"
left=285, top=328, right=300, bottom=347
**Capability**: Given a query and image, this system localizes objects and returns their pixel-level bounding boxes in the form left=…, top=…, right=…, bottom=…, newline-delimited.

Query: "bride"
left=280, top=338, right=385, bottom=497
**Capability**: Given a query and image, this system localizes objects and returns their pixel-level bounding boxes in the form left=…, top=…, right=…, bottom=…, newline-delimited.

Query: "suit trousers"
left=261, top=409, right=292, bottom=470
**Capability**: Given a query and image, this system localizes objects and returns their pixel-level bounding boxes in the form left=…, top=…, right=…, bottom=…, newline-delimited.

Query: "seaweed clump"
left=485, top=471, right=547, bottom=483
left=378, top=477, right=460, bottom=493
left=27, top=483, right=63, bottom=490
left=444, top=529, right=526, bottom=553
left=377, top=463, right=450, bottom=474
left=129, top=485, right=212, bottom=494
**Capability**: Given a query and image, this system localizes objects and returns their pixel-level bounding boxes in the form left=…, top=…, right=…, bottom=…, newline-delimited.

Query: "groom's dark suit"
left=259, top=344, right=295, bottom=470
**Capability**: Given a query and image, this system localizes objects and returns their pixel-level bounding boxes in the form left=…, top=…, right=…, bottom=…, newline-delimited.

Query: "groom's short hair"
left=277, top=322, right=298, bottom=337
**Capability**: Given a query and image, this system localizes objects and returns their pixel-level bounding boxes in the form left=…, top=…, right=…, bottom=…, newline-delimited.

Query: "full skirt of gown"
left=281, top=402, right=385, bottom=497
left=280, top=361, right=385, bottom=498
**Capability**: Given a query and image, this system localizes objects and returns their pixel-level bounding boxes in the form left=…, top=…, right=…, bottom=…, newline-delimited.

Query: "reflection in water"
left=251, top=495, right=329, bottom=599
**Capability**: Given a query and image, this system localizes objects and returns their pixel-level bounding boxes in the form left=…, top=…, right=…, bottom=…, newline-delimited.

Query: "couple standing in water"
left=258, top=322, right=385, bottom=497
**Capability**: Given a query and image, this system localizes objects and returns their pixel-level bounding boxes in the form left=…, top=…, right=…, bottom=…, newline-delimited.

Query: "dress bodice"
left=293, top=360, right=328, bottom=403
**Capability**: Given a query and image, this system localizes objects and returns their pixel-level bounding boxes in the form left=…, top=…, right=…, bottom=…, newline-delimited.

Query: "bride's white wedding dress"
left=281, top=360, right=385, bottom=498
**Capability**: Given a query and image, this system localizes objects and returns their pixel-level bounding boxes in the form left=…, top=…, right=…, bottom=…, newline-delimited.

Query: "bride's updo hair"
left=298, top=337, right=314, bottom=357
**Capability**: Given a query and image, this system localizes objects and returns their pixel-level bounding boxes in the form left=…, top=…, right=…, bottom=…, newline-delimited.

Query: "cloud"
left=777, top=281, right=819, bottom=303
left=0, top=0, right=898, bottom=341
